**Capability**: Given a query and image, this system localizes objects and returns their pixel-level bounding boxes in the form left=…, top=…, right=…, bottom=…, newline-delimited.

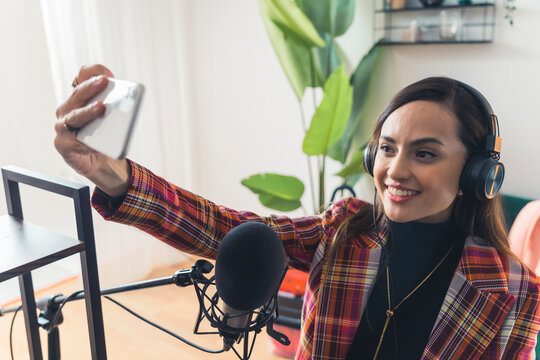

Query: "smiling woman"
left=54, top=72, right=539, bottom=359
left=374, top=100, right=468, bottom=224
left=325, top=77, right=537, bottom=359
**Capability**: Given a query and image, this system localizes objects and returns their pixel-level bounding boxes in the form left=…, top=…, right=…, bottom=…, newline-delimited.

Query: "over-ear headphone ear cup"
left=460, top=153, right=505, bottom=200
left=363, top=142, right=377, bottom=177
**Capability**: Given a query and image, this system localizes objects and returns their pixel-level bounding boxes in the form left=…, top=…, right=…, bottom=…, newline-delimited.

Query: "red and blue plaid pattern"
left=92, top=160, right=540, bottom=359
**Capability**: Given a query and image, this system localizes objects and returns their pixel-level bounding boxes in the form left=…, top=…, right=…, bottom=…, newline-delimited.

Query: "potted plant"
left=241, top=0, right=386, bottom=214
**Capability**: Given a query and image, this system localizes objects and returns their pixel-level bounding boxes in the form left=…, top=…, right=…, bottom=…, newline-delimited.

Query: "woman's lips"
left=385, top=186, right=421, bottom=203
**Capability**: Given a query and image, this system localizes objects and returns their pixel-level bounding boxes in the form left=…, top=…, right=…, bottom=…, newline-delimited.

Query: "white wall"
left=0, top=0, right=79, bottom=304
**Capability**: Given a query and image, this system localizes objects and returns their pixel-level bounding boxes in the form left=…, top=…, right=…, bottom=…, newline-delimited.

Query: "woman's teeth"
left=388, top=186, right=419, bottom=197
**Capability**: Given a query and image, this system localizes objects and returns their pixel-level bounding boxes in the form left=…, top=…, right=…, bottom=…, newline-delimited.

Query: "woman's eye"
left=417, top=150, right=436, bottom=159
left=379, top=144, right=392, bottom=153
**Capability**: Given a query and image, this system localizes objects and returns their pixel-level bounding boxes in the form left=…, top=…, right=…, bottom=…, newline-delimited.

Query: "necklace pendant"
left=386, top=309, right=394, bottom=318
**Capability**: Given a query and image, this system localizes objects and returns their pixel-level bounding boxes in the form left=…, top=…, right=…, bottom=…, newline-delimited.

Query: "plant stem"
left=319, top=154, right=326, bottom=212
left=309, top=49, right=318, bottom=110
left=326, top=36, right=334, bottom=80
left=308, top=46, right=321, bottom=214
left=299, top=102, right=317, bottom=214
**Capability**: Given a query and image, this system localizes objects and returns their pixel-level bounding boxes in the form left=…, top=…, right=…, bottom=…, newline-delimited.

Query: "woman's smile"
left=386, top=185, right=421, bottom=202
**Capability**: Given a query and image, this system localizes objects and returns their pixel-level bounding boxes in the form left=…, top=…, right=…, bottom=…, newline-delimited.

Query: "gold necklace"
left=372, top=242, right=455, bottom=360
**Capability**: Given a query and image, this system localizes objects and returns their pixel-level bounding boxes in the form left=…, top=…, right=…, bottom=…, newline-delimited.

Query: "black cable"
left=48, top=290, right=84, bottom=331
left=8, top=290, right=81, bottom=360
left=7, top=290, right=226, bottom=358
left=9, top=305, right=22, bottom=360
left=103, top=295, right=226, bottom=354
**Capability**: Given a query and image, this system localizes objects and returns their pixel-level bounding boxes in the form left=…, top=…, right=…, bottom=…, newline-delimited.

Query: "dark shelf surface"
left=376, top=22, right=495, bottom=30
left=376, top=2, right=495, bottom=13
left=0, top=215, right=85, bottom=282
left=378, top=39, right=492, bottom=45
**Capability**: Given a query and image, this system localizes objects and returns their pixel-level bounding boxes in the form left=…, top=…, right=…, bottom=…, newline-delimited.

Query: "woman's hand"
left=54, top=64, right=131, bottom=197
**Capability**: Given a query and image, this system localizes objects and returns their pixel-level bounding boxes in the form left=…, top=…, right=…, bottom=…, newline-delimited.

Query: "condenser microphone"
left=215, top=221, right=287, bottom=349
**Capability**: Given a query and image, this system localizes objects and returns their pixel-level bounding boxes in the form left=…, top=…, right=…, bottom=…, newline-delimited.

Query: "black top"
left=346, top=220, right=465, bottom=360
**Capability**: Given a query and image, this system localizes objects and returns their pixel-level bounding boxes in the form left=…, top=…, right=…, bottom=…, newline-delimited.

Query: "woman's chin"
left=385, top=214, right=415, bottom=223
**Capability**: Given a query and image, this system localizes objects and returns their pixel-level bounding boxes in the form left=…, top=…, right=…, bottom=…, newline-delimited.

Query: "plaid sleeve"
left=91, top=160, right=366, bottom=271
left=502, top=271, right=540, bottom=359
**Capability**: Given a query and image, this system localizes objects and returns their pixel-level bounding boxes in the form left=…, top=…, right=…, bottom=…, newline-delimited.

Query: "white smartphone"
left=76, top=78, right=145, bottom=159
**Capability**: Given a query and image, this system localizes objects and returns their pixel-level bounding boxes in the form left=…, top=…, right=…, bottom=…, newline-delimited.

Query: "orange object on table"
left=268, top=269, right=309, bottom=359
left=279, top=268, right=309, bottom=296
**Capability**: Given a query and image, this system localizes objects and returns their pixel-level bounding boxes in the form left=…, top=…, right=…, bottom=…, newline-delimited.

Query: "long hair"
left=327, top=77, right=513, bottom=267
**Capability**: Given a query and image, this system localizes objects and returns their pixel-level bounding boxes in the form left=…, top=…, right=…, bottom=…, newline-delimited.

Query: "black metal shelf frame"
left=1, top=165, right=107, bottom=360
left=373, top=0, right=496, bottom=45
left=375, top=2, right=495, bottom=13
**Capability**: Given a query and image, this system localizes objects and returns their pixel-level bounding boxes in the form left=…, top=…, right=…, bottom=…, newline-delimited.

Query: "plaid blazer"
left=92, top=160, right=540, bottom=359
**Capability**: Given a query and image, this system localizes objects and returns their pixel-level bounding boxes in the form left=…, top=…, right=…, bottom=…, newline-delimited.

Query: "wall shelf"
left=375, top=2, right=494, bottom=13
left=373, top=0, right=496, bottom=45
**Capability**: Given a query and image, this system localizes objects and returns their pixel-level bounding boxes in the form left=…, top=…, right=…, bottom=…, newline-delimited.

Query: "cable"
left=9, top=305, right=22, bottom=360
left=7, top=291, right=226, bottom=359
left=103, top=295, right=226, bottom=354
left=48, top=290, right=84, bottom=331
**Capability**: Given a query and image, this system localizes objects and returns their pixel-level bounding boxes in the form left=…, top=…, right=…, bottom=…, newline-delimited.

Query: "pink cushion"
left=508, top=200, right=540, bottom=275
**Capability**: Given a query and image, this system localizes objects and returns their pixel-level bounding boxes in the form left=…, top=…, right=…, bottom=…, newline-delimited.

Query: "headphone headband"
left=456, top=81, right=502, bottom=156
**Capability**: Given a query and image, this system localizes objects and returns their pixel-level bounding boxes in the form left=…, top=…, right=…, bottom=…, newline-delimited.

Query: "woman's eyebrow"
left=380, top=135, right=445, bottom=146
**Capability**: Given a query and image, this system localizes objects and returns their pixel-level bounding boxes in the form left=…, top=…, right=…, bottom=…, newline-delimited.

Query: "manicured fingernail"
left=92, top=75, right=105, bottom=84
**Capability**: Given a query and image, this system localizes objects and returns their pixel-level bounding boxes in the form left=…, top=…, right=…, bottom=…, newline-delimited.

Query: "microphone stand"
left=0, top=260, right=214, bottom=360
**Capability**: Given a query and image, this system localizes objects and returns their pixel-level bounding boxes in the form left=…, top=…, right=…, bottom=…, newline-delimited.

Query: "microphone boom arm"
left=0, top=259, right=289, bottom=360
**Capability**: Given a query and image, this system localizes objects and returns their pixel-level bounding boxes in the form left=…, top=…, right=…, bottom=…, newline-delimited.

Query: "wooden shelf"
left=0, top=215, right=84, bottom=282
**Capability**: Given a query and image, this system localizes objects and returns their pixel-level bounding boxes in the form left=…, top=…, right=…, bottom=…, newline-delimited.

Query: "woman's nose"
left=386, top=153, right=411, bottom=181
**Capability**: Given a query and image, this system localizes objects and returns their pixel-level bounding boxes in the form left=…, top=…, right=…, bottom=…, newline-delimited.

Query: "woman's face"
left=373, top=100, right=468, bottom=224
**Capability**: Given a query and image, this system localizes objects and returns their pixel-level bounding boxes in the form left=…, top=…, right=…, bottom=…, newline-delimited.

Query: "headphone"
left=362, top=80, right=505, bottom=201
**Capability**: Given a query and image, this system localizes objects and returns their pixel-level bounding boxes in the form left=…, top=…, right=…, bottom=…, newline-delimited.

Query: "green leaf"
left=302, top=65, right=353, bottom=156
left=258, top=0, right=322, bottom=100
left=327, top=44, right=383, bottom=163
left=345, top=173, right=362, bottom=188
left=241, top=173, right=304, bottom=200
left=297, top=0, right=355, bottom=37
left=241, top=173, right=304, bottom=212
left=312, top=33, right=341, bottom=84
left=261, top=0, right=325, bottom=48
left=335, top=148, right=365, bottom=178
left=259, top=194, right=302, bottom=212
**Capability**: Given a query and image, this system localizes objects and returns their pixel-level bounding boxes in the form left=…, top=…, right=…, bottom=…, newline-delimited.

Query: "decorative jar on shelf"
left=419, top=0, right=445, bottom=7
left=439, top=10, right=462, bottom=41
left=392, top=0, right=406, bottom=10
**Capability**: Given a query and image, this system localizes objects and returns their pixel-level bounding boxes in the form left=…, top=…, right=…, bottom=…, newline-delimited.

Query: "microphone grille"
left=215, top=222, right=286, bottom=312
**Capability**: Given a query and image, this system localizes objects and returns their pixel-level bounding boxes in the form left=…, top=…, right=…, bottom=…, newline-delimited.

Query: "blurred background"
left=0, top=0, right=539, bottom=357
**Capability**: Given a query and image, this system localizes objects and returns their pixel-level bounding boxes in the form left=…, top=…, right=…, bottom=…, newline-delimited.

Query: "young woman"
left=55, top=65, right=539, bottom=359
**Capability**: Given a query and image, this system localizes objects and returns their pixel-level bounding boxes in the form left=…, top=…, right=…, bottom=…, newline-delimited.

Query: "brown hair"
left=327, top=77, right=513, bottom=266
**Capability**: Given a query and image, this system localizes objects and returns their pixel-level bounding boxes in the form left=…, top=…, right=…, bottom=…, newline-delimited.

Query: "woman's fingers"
left=54, top=100, right=105, bottom=158
left=63, top=100, right=106, bottom=130
left=56, top=64, right=114, bottom=119
left=76, top=64, right=114, bottom=84
left=56, top=75, right=108, bottom=118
